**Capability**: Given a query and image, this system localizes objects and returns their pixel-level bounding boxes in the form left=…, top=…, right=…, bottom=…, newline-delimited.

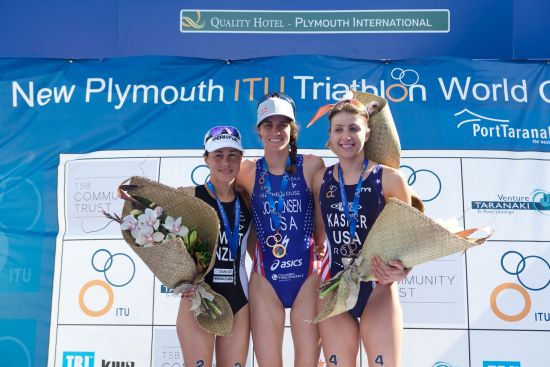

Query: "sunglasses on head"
left=332, top=98, right=367, bottom=112
left=306, top=98, right=368, bottom=128
left=203, top=126, right=241, bottom=144
left=257, top=92, right=296, bottom=112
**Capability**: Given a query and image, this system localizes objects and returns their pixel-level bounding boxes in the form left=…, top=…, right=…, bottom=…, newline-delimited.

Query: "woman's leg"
left=249, top=272, right=286, bottom=367
left=360, top=283, right=403, bottom=367
left=176, top=297, right=215, bottom=367
left=215, top=304, right=250, bottom=367
left=290, top=273, right=321, bottom=367
left=318, top=295, right=360, bottom=367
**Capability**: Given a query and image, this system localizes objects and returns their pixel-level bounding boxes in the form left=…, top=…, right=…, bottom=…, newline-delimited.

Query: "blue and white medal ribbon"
left=261, top=157, right=290, bottom=258
left=207, top=181, right=240, bottom=283
left=337, top=159, right=368, bottom=256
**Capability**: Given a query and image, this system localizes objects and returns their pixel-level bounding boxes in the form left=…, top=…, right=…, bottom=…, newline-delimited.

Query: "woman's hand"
left=371, top=255, right=411, bottom=285
left=182, top=285, right=197, bottom=299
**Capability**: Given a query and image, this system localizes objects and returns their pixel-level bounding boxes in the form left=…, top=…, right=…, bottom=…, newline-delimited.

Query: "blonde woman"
left=312, top=99, right=411, bottom=367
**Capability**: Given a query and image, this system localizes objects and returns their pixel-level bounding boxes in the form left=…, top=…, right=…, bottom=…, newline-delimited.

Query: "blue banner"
left=0, top=55, right=549, bottom=367
left=1, top=0, right=549, bottom=59
left=3, top=56, right=549, bottom=153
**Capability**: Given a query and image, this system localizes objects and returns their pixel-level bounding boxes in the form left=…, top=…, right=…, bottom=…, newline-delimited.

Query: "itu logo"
left=191, top=164, right=211, bottom=185
left=0, top=176, right=42, bottom=231
left=400, top=165, right=442, bottom=202
left=384, top=67, right=423, bottom=103
left=78, top=249, right=135, bottom=317
left=0, top=336, right=32, bottom=367
left=62, top=351, right=95, bottom=367
left=490, top=251, right=550, bottom=322
left=391, top=68, right=420, bottom=86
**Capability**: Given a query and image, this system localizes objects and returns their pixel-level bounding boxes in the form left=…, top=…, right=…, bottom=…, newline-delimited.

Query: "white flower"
left=163, top=216, right=189, bottom=237
left=132, top=229, right=148, bottom=246
left=152, top=231, right=165, bottom=242
left=138, top=208, right=160, bottom=230
left=132, top=226, right=165, bottom=246
left=120, top=215, right=138, bottom=231
left=131, top=223, right=153, bottom=246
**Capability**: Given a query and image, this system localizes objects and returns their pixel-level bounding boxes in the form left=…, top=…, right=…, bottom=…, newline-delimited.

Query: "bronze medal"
left=340, top=242, right=358, bottom=258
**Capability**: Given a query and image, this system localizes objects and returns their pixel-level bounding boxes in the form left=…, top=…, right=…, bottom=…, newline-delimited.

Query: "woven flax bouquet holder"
left=313, top=198, right=491, bottom=322
left=120, top=176, right=233, bottom=335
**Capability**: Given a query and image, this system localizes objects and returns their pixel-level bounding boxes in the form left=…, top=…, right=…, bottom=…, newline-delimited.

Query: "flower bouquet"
left=313, top=197, right=493, bottom=323
left=103, top=176, right=233, bottom=335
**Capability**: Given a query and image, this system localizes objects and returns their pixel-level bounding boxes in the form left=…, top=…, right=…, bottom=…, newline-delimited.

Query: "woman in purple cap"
left=177, top=126, right=253, bottom=367
left=237, top=93, right=325, bottom=367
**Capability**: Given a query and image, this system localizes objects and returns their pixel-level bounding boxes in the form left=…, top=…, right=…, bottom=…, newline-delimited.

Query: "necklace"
left=206, top=181, right=240, bottom=284
left=261, top=157, right=290, bottom=259
left=337, top=159, right=368, bottom=257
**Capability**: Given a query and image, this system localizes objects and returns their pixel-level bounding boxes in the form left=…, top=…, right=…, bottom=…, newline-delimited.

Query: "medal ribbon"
left=261, top=157, right=290, bottom=231
left=337, top=159, right=368, bottom=239
left=207, top=181, right=240, bottom=259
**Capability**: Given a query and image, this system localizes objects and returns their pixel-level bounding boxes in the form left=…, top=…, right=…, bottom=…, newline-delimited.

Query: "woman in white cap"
left=309, top=95, right=411, bottom=367
left=177, top=126, right=254, bottom=367
left=237, top=92, right=325, bottom=367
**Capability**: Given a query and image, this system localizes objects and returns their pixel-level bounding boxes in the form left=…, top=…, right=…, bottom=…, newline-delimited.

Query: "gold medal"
left=272, top=244, right=287, bottom=258
left=266, top=231, right=287, bottom=258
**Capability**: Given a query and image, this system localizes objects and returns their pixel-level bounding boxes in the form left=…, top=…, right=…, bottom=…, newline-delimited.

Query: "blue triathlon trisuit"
left=195, top=185, right=252, bottom=315
left=319, top=163, right=385, bottom=318
left=251, top=154, right=319, bottom=308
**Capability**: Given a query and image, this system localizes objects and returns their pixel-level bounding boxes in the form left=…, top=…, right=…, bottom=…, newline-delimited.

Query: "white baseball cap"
left=203, top=126, right=243, bottom=152
left=256, top=93, right=296, bottom=126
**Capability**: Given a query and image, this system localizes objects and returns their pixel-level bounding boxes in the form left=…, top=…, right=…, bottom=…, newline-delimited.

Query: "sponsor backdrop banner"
left=0, top=56, right=549, bottom=367
left=1, top=0, right=549, bottom=59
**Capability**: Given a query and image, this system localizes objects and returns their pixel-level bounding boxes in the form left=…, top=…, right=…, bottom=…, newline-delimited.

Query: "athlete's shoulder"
left=313, top=163, right=331, bottom=192
left=302, top=154, right=325, bottom=186
left=237, top=158, right=257, bottom=195
left=238, top=158, right=258, bottom=181
left=241, top=158, right=258, bottom=171
left=380, top=164, right=411, bottom=203
left=303, top=154, right=325, bottom=169
left=379, top=164, right=404, bottom=182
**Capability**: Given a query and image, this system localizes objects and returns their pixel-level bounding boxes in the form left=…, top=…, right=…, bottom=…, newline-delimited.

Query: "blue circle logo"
left=191, top=164, right=211, bottom=185
left=400, top=165, right=442, bottom=202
